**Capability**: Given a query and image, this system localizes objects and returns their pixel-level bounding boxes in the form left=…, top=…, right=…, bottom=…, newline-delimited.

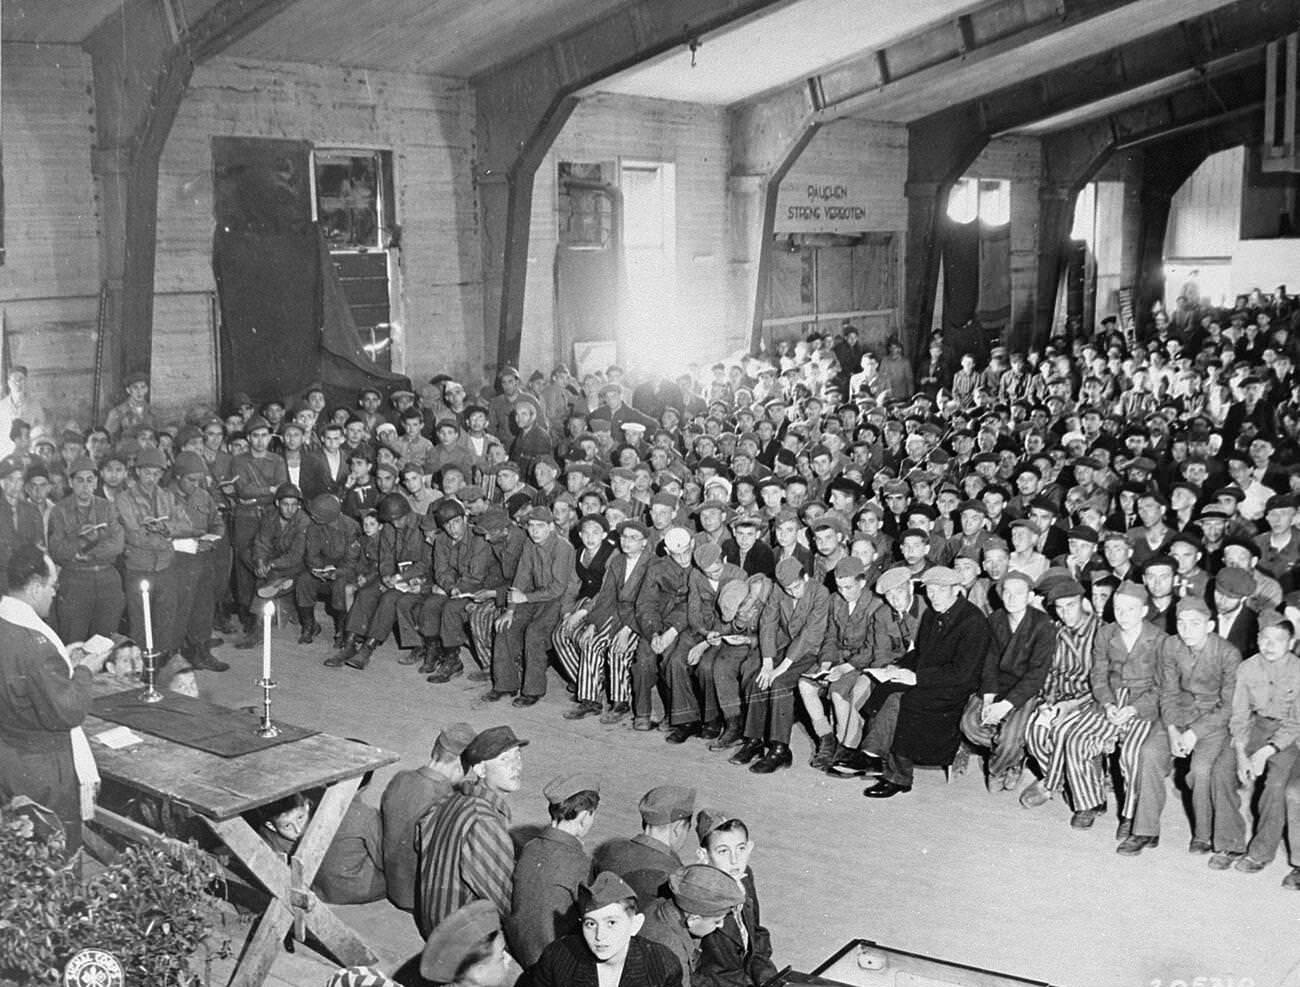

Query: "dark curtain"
left=212, top=137, right=408, bottom=410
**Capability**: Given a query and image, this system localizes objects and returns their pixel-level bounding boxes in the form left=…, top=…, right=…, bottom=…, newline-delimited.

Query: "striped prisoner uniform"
left=1024, top=613, right=1099, bottom=797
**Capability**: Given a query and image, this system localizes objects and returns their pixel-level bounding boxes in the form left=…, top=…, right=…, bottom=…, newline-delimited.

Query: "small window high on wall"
left=946, top=178, right=1010, bottom=226
left=312, top=149, right=397, bottom=370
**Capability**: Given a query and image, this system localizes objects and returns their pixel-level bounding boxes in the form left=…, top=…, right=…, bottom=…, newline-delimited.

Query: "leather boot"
left=346, top=638, right=380, bottom=669
left=809, top=734, right=838, bottom=769
left=188, top=645, right=230, bottom=673
left=728, top=738, right=765, bottom=765
left=296, top=608, right=321, bottom=645
left=417, top=643, right=441, bottom=674
left=750, top=742, right=793, bottom=774
left=709, top=718, right=745, bottom=751
left=234, top=621, right=259, bottom=650
left=428, top=652, right=464, bottom=683
left=324, top=633, right=362, bottom=667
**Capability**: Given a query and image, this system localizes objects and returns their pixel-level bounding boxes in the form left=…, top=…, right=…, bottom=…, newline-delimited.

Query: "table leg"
left=208, top=776, right=378, bottom=986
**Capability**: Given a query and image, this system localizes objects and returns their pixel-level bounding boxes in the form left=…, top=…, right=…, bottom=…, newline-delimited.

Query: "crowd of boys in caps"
left=306, top=721, right=773, bottom=987
left=8, top=286, right=1300, bottom=919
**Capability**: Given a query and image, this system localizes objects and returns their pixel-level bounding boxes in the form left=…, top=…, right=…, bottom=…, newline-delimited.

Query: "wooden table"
left=85, top=679, right=398, bottom=987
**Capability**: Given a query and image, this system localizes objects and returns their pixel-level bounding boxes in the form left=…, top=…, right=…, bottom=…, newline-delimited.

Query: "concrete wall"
left=521, top=94, right=730, bottom=377
left=0, top=44, right=102, bottom=431
left=157, top=56, right=480, bottom=409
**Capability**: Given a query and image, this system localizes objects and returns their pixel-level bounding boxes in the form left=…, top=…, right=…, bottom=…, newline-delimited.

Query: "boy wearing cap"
left=417, top=500, right=490, bottom=681
left=231, top=417, right=289, bottom=642
left=508, top=773, right=602, bottom=965
left=104, top=372, right=158, bottom=441
left=249, top=483, right=309, bottom=601
left=961, top=570, right=1055, bottom=791
left=692, top=811, right=776, bottom=987
left=632, top=527, right=697, bottom=734
left=167, top=452, right=229, bottom=670
left=416, top=899, right=513, bottom=987
left=638, top=864, right=745, bottom=982
left=567, top=521, right=653, bottom=724
left=732, top=559, right=829, bottom=775
left=488, top=507, right=574, bottom=706
left=381, top=722, right=474, bottom=912
left=1212, top=566, right=1260, bottom=657
left=417, top=725, right=527, bottom=938
left=527, top=872, right=683, bottom=987
left=48, top=458, right=125, bottom=645
left=295, top=494, right=361, bottom=647
left=593, top=785, right=696, bottom=908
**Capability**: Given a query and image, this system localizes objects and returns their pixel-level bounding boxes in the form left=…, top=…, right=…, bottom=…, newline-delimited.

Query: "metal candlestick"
left=255, top=678, right=280, bottom=737
left=139, top=650, right=164, bottom=703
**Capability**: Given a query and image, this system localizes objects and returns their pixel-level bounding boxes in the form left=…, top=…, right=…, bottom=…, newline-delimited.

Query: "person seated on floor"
left=508, top=773, right=602, bottom=967
left=638, top=864, right=745, bottom=981
left=314, top=758, right=387, bottom=905
left=380, top=722, right=476, bottom=914
left=253, top=790, right=314, bottom=859
left=961, top=569, right=1055, bottom=792
left=406, top=899, right=515, bottom=987
left=593, top=785, right=695, bottom=909
left=863, top=566, right=991, bottom=799
left=525, top=872, right=683, bottom=987
left=692, top=810, right=777, bottom=987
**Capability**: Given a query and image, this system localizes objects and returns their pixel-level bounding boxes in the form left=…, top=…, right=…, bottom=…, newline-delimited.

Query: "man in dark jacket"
left=693, top=810, right=778, bottom=987
left=960, top=570, right=1055, bottom=791
left=864, top=566, right=990, bottom=797
left=593, top=785, right=694, bottom=908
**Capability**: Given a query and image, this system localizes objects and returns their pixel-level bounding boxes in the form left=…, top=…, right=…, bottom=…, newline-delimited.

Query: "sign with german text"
left=775, top=176, right=870, bottom=233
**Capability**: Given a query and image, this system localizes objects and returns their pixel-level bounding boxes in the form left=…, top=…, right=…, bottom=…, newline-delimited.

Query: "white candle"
left=262, top=600, right=274, bottom=681
left=140, top=579, right=154, bottom=652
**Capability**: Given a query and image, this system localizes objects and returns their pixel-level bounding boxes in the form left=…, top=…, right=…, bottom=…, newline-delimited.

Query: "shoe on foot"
left=862, top=779, right=911, bottom=799
left=417, top=647, right=441, bottom=675
left=1115, top=819, right=1133, bottom=841
left=483, top=689, right=511, bottom=702
left=512, top=694, right=540, bottom=708
left=599, top=702, right=631, bottom=725
left=467, top=669, right=492, bottom=683
left=750, top=743, right=792, bottom=774
left=809, top=734, right=838, bottom=769
left=1208, top=850, right=1245, bottom=870
left=1071, top=806, right=1104, bottom=830
left=1234, top=855, right=1268, bottom=874
left=344, top=640, right=377, bottom=670
left=708, top=721, right=744, bottom=751
left=632, top=715, right=656, bottom=732
left=1281, top=867, right=1300, bottom=890
left=1116, top=834, right=1160, bottom=856
left=664, top=722, right=701, bottom=744
left=563, top=701, right=603, bottom=721
left=297, top=620, right=321, bottom=646
left=427, top=657, right=464, bottom=683
left=828, top=749, right=883, bottom=777
left=234, top=630, right=259, bottom=650
left=1188, top=839, right=1213, bottom=855
left=1019, top=780, right=1053, bottom=808
left=728, top=738, right=765, bottom=765
left=188, top=649, right=230, bottom=673
left=699, top=721, right=723, bottom=740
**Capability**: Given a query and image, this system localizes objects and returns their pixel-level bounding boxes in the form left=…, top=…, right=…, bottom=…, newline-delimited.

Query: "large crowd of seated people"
left=4, top=286, right=1300, bottom=985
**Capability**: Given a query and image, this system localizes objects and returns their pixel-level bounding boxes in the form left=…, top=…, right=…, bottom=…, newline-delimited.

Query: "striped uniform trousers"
left=552, top=618, right=583, bottom=685
left=1056, top=688, right=1153, bottom=818
left=466, top=601, right=498, bottom=670
left=575, top=620, right=638, bottom=705
left=1024, top=698, right=1093, bottom=796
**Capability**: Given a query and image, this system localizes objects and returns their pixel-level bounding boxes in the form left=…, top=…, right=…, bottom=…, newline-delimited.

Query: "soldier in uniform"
left=168, top=451, right=228, bottom=670
left=47, top=457, right=124, bottom=644
left=104, top=371, right=158, bottom=441
left=231, top=416, right=287, bottom=644
left=0, top=456, right=45, bottom=574
left=248, top=482, right=310, bottom=602
left=419, top=499, right=490, bottom=683
left=116, top=447, right=191, bottom=660
left=592, top=785, right=694, bottom=908
left=295, top=493, right=360, bottom=646
left=508, top=773, right=601, bottom=966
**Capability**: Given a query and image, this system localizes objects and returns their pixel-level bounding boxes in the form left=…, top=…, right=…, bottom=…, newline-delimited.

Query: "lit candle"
left=262, top=600, right=274, bottom=682
left=140, top=579, right=154, bottom=652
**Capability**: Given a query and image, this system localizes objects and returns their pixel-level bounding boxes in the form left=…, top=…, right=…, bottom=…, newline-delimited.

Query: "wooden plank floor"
left=189, top=623, right=1296, bottom=987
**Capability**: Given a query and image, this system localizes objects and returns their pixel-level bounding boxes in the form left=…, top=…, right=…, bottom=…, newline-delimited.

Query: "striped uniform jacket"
left=415, top=778, right=514, bottom=939
left=1040, top=614, right=1099, bottom=705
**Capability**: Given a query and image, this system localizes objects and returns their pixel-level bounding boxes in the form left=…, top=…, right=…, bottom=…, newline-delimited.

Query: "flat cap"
left=1265, top=493, right=1299, bottom=512
left=275, top=482, right=302, bottom=501
left=958, top=500, right=988, bottom=517
left=1010, top=518, right=1041, bottom=535
left=68, top=456, right=98, bottom=477
left=618, top=519, right=649, bottom=538
left=542, top=773, right=602, bottom=804
left=244, top=415, right=271, bottom=434
left=1176, top=596, right=1212, bottom=617
left=833, top=556, right=866, bottom=579
left=810, top=515, right=849, bottom=537
left=435, top=722, right=477, bottom=755
left=1042, top=578, right=1086, bottom=603
left=1215, top=567, right=1255, bottom=598
left=461, top=725, right=528, bottom=768
left=579, top=872, right=638, bottom=914
left=419, top=900, right=501, bottom=981
left=662, top=527, right=692, bottom=553
left=638, top=784, right=696, bottom=825
left=775, top=556, right=805, bottom=586
left=668, top=865, right=746, bottom=918
left=1066, top=526, right=1099, bottom=545
left=523, top=506, right=555, bottom=524
left=135, top=448, right=167, bottom=470
left=1114, top=580, right=1148, bottom=604
left=171, top=451, right=205, bottom=477
left=920, top=566, right=962, bottom=587
left=1000, top=570, right=1036, bottom=591
left=875, top=566, right=913, bottom=595
left=695, top=808, right=739, bottom=844
left=693, top=542, right=723, bottom=569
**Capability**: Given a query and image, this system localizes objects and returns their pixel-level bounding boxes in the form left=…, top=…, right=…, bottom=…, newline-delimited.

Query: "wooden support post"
left=84, top=0, right=302, bottom=419
left=902, top=107, right=988, bottom=359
